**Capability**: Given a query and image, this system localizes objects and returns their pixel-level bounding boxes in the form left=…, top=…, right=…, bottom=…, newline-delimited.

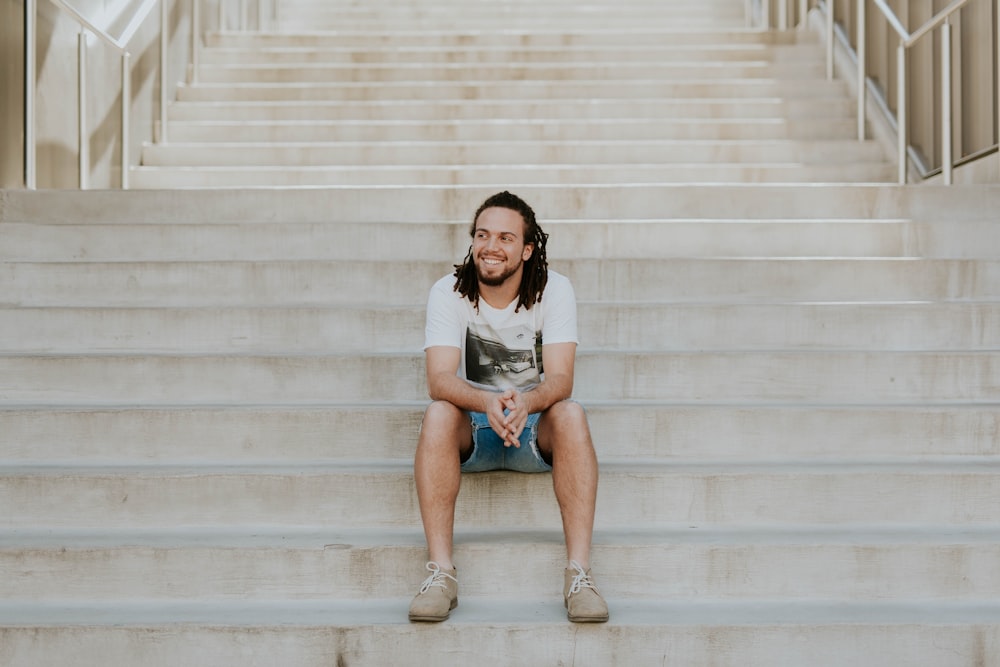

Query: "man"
left=408, top=191, right=608, bottom=624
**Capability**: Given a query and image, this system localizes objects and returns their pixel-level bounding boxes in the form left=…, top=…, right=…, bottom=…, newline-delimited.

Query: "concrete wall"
left=3, top=0, right=195, bottom=189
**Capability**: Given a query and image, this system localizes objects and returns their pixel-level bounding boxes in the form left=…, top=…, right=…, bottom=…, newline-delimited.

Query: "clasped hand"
left=486, top=389, right=528, bottom=448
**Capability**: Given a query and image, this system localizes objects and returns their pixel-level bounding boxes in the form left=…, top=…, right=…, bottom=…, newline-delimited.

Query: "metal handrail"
left=26, top=0, right=195, bottom=189
left=857, top=0, right=999, bottom=184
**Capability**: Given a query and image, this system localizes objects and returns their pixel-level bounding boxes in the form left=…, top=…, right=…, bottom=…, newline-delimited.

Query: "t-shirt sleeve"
left=424, top=277, right=464, bottom=350
left=541, top=272, right=579, bottom=346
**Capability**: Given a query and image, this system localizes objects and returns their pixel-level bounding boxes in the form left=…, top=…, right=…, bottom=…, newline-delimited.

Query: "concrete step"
left=5, top=525, right=999, bottom=600
left=9, top=185, right=997, bottom=224
left=1, top=351, right=998, bottom=405
left=162, top=118, right=863, bottom=143
left=140, top=139, right=888, bottom=167
left=19, top=217, right=1000, bottom=260
left=204, top=29, right=809, bottom=49
left=128, top=162, right=895, bottom=188
left=5, top=599, right=996, bottom=667
left=4, top=302, right=999, bottom=354
left=3, top=460, right=999, bottom=528
left=165, top=98, right=857, bottom=122
left=196, top=44, right=824, bottom=66
left=4, top=259, right=999, bottom=306
left=3, top=403, right=997, bottom=464
left=174, top=78, right=852, bottom=102
left=193, top=61, right=828, bottom=84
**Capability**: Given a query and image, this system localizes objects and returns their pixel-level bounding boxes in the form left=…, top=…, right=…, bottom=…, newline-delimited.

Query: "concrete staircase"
left=3, top=1, right=1000, bottom=665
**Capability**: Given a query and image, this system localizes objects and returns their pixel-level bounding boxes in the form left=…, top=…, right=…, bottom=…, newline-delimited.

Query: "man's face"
left=472, top=206, right=534, bottom=288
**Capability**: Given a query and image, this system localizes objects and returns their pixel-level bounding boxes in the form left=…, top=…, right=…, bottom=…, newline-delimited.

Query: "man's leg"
left=537, top=399, right=598, bottom=568
left=409, top=400, right=470, bottom=622
left=414, top=400, right=471, bottom=570
left=537, top=400, right=609, bottom=623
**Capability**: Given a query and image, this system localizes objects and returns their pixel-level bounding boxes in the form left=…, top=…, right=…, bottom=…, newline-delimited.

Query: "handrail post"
left=192, top=0, right=200, bottom=83
left=941, top=18, right=952, bottom=185
left=826, top=0, right=834, bottom=79
left=799, top=0, right=808, bottom=29
left=26, top=0, right=36, bottom=189
left=159, top=0, right=168, bottom=143
left=857, top=0, right=866, bottom=140
left=763, top=0, right=770, bottom=29
left=779, top=0, right=788, bottom=30
left=121, top=51, right=131, bottom=189
left=78, top=30, right=88, bottom=189
left=897, top=43, right=907, bottom=183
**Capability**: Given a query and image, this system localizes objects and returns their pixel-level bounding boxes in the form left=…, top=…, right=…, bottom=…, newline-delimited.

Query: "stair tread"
left=5, top=597, right=1000, bottom=626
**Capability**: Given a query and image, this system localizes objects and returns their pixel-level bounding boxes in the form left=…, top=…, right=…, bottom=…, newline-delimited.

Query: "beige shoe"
left=564, top=560, right=609, bottom=623
left=408, top=562, right=458, bottom=622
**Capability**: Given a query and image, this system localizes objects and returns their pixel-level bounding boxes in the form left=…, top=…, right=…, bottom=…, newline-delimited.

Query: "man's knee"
left=418, top=401, right=470, bottom=451
left=546, top=399, right=589, bottom=430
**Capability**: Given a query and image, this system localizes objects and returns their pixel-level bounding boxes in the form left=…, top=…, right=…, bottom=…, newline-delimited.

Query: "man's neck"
left=478, top=281, right=519, bottom=310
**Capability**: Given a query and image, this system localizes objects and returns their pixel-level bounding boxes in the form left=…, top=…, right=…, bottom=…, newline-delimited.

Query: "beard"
left=476, top=257, right=522, bottom=287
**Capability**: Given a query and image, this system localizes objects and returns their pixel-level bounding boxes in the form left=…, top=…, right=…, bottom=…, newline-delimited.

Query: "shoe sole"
left=568, top=612, right=610, bottom=623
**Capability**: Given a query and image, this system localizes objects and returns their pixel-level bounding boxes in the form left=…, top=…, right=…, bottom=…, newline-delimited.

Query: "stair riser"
left=0, top=219, right=930, bottom=260
left=194, top=62, right=827, bottom=84
left=129, top=164, right=895, bottom=188
left=11, top=219, right=999, bottom=260
left=164, top=120, right=860, bottom=143
left=198, top=45, right=824, bottom=66
left=175, top=80, right=850, bottom=102
left=3, top=469, right=998, bottom=527
left=1, top=624, right=996, bottom=667
left=205, top=30, right=807, bottom=49
left=5, top=542, right=997, bottom=600
left=2, top=405, right=998, bottom=463
left=6, top=186, right=997, bottom=223
left=4, top=304, right=1000, bottom=353
left=140, top=140, right=885, bottom=165
left=166, top=99, right=854, bottom=122
left=1, top=352, right=998, bottom=405
left=4, top=260, right=999, bottom=306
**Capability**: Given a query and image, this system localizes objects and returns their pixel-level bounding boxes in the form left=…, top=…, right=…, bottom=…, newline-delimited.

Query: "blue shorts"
left=460, top=411, right=553, bottom=473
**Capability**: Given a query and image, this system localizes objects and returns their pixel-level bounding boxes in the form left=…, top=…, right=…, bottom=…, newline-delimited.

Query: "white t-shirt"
left=424, top=270, right=578, bottom=392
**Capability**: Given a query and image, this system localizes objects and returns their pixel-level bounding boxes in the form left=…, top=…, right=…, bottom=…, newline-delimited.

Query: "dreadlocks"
left=452, top=191, right=550, bottom=312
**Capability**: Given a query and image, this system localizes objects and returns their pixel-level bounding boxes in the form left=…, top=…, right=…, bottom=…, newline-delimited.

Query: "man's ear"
left=522, top=243, right=534, bottom=261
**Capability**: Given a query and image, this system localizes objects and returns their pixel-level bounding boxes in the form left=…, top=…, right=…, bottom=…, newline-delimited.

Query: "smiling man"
left=408, top=191, right=608, bottom=624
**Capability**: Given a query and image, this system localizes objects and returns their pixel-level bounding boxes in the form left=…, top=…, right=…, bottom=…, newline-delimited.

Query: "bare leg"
left=413, top=400, right=472, bottom=569
left=537, top=400, right=599, bottom=569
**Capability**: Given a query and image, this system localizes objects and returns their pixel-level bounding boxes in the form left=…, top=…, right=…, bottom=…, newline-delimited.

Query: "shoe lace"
left=567, top=560, right=599, bottom=597
left=418, top=561, right=457, bottom=595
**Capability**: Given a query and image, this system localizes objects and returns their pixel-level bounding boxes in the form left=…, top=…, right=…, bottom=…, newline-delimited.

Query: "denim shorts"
left=460, top=411, right=553, bottom=473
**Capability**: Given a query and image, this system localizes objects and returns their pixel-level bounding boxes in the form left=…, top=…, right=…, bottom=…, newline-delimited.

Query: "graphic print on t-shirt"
left=465, top=321, right=543, bottom=391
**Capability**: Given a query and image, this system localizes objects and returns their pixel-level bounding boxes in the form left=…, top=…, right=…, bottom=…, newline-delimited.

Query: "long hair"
left=453, top=191, right=549, bottom=312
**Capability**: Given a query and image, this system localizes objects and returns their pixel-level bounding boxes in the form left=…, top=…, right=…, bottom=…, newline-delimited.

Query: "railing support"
left=121, top=51, right=130, bottom=189
left=78, top=30, right=88, bottom=189
left=159, top=0, right=168, bottom=143
left=26, top=0, right=36, bottom=189
left=192, top=0, right=201, bottom=83
left=857, top=0, right=866, bottom=140
left=826, top=0, right=834, bottom=79
left=941, top=19, right=953, bottom=185
left=897, top=43, right=907, bottom=183
left=799, top=0, right=808, bottom=29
